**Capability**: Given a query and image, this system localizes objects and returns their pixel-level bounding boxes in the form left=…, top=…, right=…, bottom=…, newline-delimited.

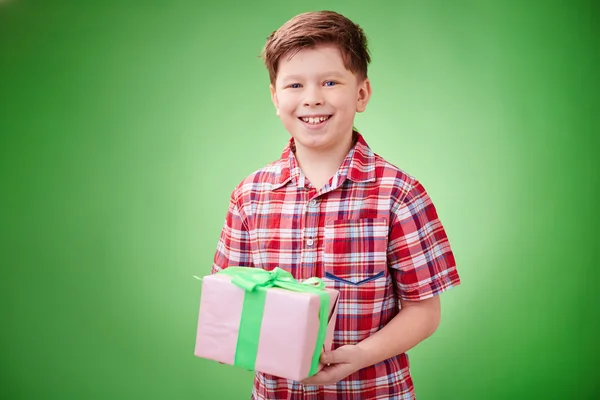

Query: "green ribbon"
left=217, top=267, right=330, bottom=377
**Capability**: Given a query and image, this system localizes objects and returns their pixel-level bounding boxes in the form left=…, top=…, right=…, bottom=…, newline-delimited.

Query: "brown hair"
left=261, top=11, right=371, bottom=84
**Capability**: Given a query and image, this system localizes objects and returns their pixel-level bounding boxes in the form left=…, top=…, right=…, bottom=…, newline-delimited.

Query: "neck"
left=293, top=133, right=355, bottom=190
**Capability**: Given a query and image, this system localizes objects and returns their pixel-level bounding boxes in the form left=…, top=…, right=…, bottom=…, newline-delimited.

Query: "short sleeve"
left=211, top=192, right=254, bottom=274
left=388, top=179, right=460, bottom=301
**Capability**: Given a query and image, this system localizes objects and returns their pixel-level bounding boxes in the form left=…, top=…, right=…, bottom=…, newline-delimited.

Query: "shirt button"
left=306, top=239, right=314, bottom=247
left=309, top=199, right=318, bottom=207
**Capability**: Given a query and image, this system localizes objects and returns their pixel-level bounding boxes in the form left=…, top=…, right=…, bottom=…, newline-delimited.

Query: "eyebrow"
left=280, top=71, right=346, bottom=81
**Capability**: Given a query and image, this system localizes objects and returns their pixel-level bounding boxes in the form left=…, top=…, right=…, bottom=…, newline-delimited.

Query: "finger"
left=301, top=372, right=329, bottom=385
left=320, top=347, right=350, bottom=365
left=302, top=376, right=333, bottom=386
left=301, top=367, right=335, bottom=385
left=302, top=363, right=348, bottom=386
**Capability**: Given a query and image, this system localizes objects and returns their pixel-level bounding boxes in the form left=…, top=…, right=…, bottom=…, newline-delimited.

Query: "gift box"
left=194, top=267, right=339, bottom=381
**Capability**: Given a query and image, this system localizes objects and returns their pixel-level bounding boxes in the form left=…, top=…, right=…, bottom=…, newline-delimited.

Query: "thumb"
left=321, top=346, right=352, bottom=365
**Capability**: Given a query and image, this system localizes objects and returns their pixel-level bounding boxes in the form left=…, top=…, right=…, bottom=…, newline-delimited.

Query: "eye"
left=324, top=81, right=337, bottom=87
left=288, top=83, right=302, bottom=89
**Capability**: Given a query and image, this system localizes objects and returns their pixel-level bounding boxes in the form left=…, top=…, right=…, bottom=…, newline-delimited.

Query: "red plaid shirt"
left=212, top=133, right=460, bottom=399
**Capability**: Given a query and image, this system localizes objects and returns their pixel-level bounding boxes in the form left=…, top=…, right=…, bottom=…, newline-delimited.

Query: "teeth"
left=301, top=116, right=330, bottom=124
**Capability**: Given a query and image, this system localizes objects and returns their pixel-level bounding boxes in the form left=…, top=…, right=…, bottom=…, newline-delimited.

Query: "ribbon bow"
left=221, top=266, right=325, bottom=292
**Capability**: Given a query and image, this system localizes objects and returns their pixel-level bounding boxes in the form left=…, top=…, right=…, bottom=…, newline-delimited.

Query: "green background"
left=1, top=0, right=598, bottom=399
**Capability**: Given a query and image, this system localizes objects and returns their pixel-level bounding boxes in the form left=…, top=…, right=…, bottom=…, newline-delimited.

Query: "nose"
left=303, top=85, right=324, bottom=107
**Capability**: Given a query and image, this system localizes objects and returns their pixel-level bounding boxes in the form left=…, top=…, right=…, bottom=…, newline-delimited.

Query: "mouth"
left=298, top=115, right=332, bottom=126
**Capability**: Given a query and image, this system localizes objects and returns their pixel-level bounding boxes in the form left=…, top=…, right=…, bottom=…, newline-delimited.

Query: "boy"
left=211, top=10, right=460, bottom=400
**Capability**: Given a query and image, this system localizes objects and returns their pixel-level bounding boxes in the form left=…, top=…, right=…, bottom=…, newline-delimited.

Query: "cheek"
left=276, top=99, right=297, bottom=124
left=330, top=91, right=354, bottom=110
left=275, top=93, right=296, bottom=111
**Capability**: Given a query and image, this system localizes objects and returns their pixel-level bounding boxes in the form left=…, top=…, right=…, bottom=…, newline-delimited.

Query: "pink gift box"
left=194, top=272, right=339, bottom=381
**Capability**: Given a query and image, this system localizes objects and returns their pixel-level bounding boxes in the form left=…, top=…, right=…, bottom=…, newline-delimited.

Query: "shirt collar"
left=272, top=131, right=376, bottom=190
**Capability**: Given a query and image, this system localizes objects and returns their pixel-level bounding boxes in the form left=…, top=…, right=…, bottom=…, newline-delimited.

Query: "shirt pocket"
left=323, top=218, right=388, bottom=285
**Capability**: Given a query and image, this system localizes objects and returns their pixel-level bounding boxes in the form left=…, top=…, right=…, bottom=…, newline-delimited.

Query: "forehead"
left=277, top=44, right=351, bottom=79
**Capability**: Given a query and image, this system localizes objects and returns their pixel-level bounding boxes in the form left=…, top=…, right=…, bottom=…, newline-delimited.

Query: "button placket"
left=301, top=197, right=320, bottom=279
left=306, top=198, right=320, bottom=247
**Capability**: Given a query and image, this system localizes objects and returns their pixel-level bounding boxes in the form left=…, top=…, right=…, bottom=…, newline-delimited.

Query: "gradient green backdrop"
left=1, top=0, right=598, bottom=399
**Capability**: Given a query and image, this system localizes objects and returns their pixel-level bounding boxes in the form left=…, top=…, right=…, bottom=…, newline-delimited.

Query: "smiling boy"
left=211, top=11, right=461, bottom=399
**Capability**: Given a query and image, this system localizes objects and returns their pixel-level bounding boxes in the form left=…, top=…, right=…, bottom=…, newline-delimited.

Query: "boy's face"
left=270, top=44, right=371, bottom=157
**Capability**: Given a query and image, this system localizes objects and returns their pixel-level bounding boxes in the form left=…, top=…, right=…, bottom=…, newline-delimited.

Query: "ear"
left=270, top=84, right=279, bottom=115
left=356, top=78, right=372, bottom=113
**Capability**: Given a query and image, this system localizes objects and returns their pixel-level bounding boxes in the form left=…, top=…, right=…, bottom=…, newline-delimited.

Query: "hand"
left=300, top=345, right=368, bottom=386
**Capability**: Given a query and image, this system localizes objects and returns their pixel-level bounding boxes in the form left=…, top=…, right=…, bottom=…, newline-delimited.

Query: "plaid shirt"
left=212, top=133, right=460, bottom=400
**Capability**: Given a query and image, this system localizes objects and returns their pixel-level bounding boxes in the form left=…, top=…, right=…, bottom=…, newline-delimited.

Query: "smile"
left=298, top=115, right=331, bottom=125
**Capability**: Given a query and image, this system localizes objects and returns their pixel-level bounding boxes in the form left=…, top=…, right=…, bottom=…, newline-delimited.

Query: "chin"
left=292, top=132, right=327, bottom=146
